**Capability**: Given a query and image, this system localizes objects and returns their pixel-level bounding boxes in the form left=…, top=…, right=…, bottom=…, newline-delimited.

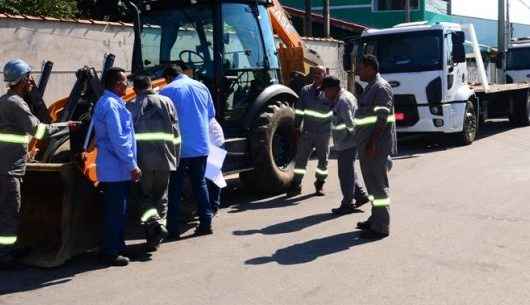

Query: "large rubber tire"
left=240, top=101, right=297, bottom=194
left=509, top=91, right=530, bottom=127
left=452, top=100, right=477, bottom=146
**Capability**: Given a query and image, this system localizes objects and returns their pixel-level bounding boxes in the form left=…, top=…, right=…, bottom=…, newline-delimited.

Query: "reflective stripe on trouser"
left=292, top=132, right=330, bottom=185
left=0, top=176, right=21, bottom=255
left=136, top=170, right=170, bottom=227
left=358, top=144, right=391, bottom=235
left=337, top=147, right=366, bottom=206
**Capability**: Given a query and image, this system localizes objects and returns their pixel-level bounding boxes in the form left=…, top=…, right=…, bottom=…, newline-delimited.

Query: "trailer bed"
left=470, top=83, right=530, bottom=93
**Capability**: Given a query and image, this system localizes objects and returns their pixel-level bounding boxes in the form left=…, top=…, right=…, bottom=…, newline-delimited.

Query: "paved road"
left=1, top=120, right=529, bottom=305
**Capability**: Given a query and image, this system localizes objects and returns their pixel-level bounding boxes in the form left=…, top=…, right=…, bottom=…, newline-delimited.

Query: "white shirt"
left=209, top=118, right=225, bottom=147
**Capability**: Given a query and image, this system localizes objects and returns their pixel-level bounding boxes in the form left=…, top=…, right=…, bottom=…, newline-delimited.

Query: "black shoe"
left=146, top=223, right=168, bottom=250
left=101, top=254, right=129, bottom=267
left=165, top=232, right=181, bottom=242
left=286, top=184, right=302, bottom=197
left=314, top=181, right=325, bottom=196
left=359, top=229, right=389, bottom=240
left=354, top=196, right=371, bottom=208
left=331, top=204, right=359, bottom=215
left=194, top=225, right=213, bottom=236
left=356, top=221, right=371, bottom=230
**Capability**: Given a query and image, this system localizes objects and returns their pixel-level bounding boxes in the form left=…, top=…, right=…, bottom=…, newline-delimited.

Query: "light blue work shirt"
left=160, top=74, right=215, bottom=158
left=93, top=90, right=137, bottom=182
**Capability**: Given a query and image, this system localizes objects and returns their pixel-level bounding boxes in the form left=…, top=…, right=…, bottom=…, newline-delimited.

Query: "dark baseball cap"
left=321, top=75, right=341, bottom=89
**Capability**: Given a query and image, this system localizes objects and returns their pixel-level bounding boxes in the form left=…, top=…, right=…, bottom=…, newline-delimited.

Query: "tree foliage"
left=0, top=0, right=130, bottom=21
left=0, top=0, right=79, bottom=18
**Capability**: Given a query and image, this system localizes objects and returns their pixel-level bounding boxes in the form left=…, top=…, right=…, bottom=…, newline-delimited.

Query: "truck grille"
left=393, top=95, right=419, bottom=127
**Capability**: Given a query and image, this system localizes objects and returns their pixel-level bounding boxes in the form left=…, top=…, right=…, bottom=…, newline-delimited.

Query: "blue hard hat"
left=3, top=59, right=32, bottom=85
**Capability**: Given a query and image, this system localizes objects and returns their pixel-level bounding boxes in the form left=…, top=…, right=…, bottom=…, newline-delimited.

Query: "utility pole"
left=498, top=0, right=507, bottom=83
left=323, top=0, right=330, bottom=38
left=447, top=0, right=452, bottom=15
left=405, top=0, right=411, bottom=22
left=304, top=0, right=313, bottom=36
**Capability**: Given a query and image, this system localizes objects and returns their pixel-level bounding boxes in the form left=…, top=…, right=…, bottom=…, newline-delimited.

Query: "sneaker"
left=359, top=229, right=389, bottom=240
left=286, top=184, right=302, bottom=197
left=314, top=181, right=325, bottom=196
left=194, top=225, right=213, bottom=236
left=101, top=254, right=129, bottom=267
left=331, top=204, right=359, bottom=215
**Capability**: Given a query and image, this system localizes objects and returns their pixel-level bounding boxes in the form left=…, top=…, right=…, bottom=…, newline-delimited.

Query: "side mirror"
left=451, top=32, right=466, bottom=63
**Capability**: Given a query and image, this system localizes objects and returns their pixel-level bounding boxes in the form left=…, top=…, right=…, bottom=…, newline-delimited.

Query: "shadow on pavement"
left=233, top=212, right=354, bottom=236
left=245, top=231, right=376, bottom=265
left=0, top=253, right=105, bottom=295
left=226, top=192, right=316, bottom=214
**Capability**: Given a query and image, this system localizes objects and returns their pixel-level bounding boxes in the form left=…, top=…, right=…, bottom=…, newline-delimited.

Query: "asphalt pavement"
left=1, top=120, right=529, bottom=305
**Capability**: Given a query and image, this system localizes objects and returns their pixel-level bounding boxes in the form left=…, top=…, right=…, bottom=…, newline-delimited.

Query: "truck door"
left=444, top=31, right=467, bottom=103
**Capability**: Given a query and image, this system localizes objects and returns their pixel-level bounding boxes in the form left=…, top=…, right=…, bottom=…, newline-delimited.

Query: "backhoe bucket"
left=17, top=162, right=101, bottom=268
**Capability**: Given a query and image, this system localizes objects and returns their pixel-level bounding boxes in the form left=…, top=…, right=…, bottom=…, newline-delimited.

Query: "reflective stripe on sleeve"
left=136, top=132, right=180, bottom=145
left=0, top=133, right=31, bottom=144
left=374, top=106, right=391, bottom=113
left=354, top=115, right=396, bottom=126
left=295, top=109, right=305, bottom=116
left=0, top=235, right=17, bottom=245
left=140, top=208, right=159, bottom=223
left=34, top=123, right=47, bottom=140
left=332, top=124, right=353, bottom=132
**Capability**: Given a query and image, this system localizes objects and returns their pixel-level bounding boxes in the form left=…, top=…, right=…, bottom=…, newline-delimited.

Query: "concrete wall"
left=0, top=17, right=134, bottom=103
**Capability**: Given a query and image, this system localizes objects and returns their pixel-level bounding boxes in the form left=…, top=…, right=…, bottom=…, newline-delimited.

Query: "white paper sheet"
left=205, top=144, right=227, bottom=188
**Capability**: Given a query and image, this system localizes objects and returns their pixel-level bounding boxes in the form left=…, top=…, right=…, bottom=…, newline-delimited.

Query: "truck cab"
left=506, top=39, right=530, bottom=84
left=356, top=22, right=473, bottom=138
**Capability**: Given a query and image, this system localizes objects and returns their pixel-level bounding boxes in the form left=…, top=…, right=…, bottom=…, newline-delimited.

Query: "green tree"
left=0, top=0, right=78, bottom=18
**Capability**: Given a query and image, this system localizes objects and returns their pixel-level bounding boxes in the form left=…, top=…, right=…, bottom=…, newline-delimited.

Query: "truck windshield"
left=140, top=3, right=278, bottom=79
left=507, top=47, right=530, bottom=70
left=361, top=30, right=443, bottom=73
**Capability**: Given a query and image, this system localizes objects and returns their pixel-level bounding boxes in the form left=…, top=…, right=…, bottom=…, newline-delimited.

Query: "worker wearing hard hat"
left=287, top=66, right=333, bottom=197
left=354, top=55, right=397, bottom=239
left=321, top=75, right=370, bottom=215
left=127, top=75, right=180, bottom=252
left=0, top=59, right=76, bottom=268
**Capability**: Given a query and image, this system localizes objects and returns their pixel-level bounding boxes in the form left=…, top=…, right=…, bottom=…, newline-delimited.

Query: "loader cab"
left=133, top=0, right=281, bottom=135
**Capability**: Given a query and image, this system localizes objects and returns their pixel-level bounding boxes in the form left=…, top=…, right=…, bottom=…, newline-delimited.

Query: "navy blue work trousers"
left=101, top=181, right=130, bottom=256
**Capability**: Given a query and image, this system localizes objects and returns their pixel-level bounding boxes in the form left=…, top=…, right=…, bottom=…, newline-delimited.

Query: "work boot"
left=194, top=225, right=213, bottom=236
left=286, top=184, right=302, bottom=197
left=314, top=181, right=325, bottom=196
left=356, top=221, right=371, bottom=231
left=354, top=185, right=370, bottom=208
left=100, top=254, right=129, bottom=267
left=331, top=204, right=359, bottom=215
left=145, top=222, right=168, bottom=252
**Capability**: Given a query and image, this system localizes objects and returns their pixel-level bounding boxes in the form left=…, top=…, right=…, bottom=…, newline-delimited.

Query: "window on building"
left=374, top=0, right=420, bottom=11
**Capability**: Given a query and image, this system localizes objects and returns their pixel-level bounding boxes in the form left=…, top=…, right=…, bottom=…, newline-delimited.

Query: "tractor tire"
left=240, top=101, right=297, bottom=194
left=452, top=100, right=477, bottom=146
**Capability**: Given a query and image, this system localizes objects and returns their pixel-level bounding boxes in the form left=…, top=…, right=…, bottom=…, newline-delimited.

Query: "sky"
left=452, top=0, right=530, bottom=25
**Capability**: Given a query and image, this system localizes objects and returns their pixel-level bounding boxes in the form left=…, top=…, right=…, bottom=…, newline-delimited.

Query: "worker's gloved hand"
left=131, top=167, right=142, bottom=183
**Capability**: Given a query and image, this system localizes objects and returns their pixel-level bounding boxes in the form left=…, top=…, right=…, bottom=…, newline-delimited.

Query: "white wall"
left=0, top=17, right=134, bottom=103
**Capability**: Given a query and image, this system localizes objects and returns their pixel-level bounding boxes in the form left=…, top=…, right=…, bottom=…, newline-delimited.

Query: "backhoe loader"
left=18, top=0, right=324, bottom=267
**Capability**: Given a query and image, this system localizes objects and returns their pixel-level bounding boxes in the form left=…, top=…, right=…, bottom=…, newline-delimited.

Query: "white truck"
left=506, top=38, right=530, bottom=84
left=347, top=22, right=530, bottom=145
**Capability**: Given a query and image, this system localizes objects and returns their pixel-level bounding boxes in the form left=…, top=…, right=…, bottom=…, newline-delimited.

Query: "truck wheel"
left=453, top=100, right=477, bottom=146
left=240, top=101, right=297, bottom=194
left=510, top=91, right=530, bottom=126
